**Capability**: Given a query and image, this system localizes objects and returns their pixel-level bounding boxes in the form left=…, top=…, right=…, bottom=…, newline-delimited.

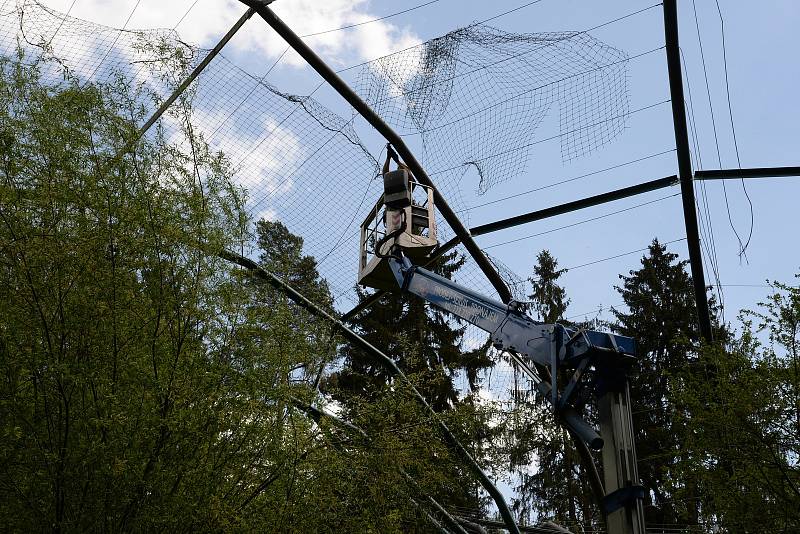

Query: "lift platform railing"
left=358, top=180, right=437, bottom=290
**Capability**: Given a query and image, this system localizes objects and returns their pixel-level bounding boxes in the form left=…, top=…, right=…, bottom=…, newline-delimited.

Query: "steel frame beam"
left=695, top=166, right=800, bottom=180
left=663, top=0, right=713, bottom=342
left=239, top=0, right=512, bottom=304
left=218, top=248, right=521, bottom=534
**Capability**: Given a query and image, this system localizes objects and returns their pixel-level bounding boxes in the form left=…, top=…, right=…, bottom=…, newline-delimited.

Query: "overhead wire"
left=85, top=0, right=143, bottom=82
left=482, top=192, right=681, bottom=250
left=683, top=58, right=723, bottom=292
left=202, top=0, right=446, bottom=147
left=47, top=0, right=77, bottom=45
left=430, top=99, right=672, bottom=176
left=550, top=237, right=688, bottom=276
left=682, top=53, right=725, bottom=314
left=173, top=0, right=200, bottom=30
left=474, top=0, right=547, bottom=25
left=460, top=148, right=676, bottom=212
left=681, top=36, right=727, bottom=315
left=690, top=0, right=748, bottom=260
left=714, top=0, right=754, bottom=254
left=299, top=0, right=443, bottom=38
left=207, top=46, right=290, bottom=140
left=335, top=1, right=661, bottom=74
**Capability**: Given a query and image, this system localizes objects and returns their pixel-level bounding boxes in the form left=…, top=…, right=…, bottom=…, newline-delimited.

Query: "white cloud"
left=36, top=0, right=422, bottom=67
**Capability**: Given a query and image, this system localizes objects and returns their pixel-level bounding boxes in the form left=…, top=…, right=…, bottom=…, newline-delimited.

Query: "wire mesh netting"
left=0, top=0, right=632, bottom=318
left=0, top=1, right=655, bottom=527
left=353, top=24, right=630, bottom=200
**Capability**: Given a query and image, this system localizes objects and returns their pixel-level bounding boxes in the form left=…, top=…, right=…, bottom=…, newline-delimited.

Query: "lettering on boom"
left=415, top=277, right=501, bottom=326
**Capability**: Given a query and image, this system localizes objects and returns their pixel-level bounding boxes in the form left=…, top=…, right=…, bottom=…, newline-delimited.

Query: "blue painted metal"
left=389, top=255, right=635, bottom=368
left=388, top=254, right=636, bottom=451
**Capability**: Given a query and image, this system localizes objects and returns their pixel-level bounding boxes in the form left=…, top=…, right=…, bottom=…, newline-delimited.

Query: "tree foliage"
left=0, top=53, right=503, bottom=533
left=325, top=251, right=500, bottom=520
left=671, top=278, right=800, bottom=532
left=508, top=250, right=597, bottom=526
left=4, top=42, right=799, bottom=534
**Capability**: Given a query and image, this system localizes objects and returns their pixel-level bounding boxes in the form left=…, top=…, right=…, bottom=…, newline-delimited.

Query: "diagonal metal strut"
left=238, top=0, right=512, bottom=305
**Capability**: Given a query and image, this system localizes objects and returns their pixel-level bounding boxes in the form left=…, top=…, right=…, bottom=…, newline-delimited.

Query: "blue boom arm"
left=388, top=254, right=636, bottom=450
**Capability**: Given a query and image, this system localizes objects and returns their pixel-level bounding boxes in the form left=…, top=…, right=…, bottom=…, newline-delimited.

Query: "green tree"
left=0, top=53, right=325, bottom=532
left=325, top=252, right=497, bottom=520
left=508, top=250, right=597, bottom=527
left=528, top=250, right=570, bottom=324
left=671, top=277, right=800, bottom=532
left=612, top=239, right=724, bottom=526
left=330, top=252, right=492, bottom=411
left=0, top=47, right=511, bottom=533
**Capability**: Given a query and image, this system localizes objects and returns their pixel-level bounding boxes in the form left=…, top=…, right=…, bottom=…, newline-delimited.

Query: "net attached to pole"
left=0, top=1, right=630, bottom=312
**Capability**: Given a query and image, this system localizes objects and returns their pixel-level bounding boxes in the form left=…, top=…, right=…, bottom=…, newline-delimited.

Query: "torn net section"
left=0, top=1, right=630, bottom=314
left=354, top=24, right=630, bottom=203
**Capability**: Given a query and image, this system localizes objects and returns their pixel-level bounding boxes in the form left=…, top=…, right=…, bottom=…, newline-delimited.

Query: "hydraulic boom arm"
left=388, top=254, right=636, bottom=451
left=388, top=254, right=647, bottom=533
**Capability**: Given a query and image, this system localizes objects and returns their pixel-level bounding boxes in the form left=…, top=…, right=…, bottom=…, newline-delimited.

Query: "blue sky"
left=33, top=0, right=800, bottom=331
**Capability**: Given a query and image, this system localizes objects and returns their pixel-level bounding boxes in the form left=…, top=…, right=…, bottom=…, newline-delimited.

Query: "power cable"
left=690, top=0, right=747, bottom=260
left=552, top=238, right=688, bottom=276
left=430, top=99, right=671, bottom=176
left=681, top=46, right=725, bottom=314
left=174, top=0, right=200, bottom=30
left=196, top=0, right=445, bottom=139
left=683, top=33, right=727, bottom=317
left=714, top=0, right=754, bottom=254
left=460, top=149, right=676, bottom=212
left=85, top=0, right=143, bottom=82
left=48, top=0, right=77, bottom=45
left=475, top=0, right=546, bottom=25
left=208, top=46, right=290, bottom=139
left=335, top=1, right=660, bottom=74
left=299, top=0, right=443, bottom=38
left=482, top=192, right=680, bottom=250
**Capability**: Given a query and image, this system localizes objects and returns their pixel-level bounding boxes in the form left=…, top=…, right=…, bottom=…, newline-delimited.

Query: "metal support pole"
left=218, top=248, right=521, bottom=534
left=597, top=382, right=646, bottom=534
left=468, top=175, right=678, bottom=237
left=240, top=0, right=512, bottom=304
left=695, top=166, right=800, bottom=180
left=663, top=0, right=713, bottom=342
left=342, top=175, right=678, bottom=322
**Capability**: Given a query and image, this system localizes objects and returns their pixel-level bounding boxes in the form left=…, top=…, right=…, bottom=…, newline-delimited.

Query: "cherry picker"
left=358, top=152, right=647, bottom=534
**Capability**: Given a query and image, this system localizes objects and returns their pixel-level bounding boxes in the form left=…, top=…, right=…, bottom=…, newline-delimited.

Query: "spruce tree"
left=511, top=250, right=597, bottom=526
left=612, top=238, right=723, bottom=526
left=325, top=251, right=495, bottom=518
left=329, top=251, right=492, bottom=411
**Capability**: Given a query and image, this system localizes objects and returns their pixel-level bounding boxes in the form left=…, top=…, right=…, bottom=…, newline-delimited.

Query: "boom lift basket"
left=358, top=168, right=438, bottom=290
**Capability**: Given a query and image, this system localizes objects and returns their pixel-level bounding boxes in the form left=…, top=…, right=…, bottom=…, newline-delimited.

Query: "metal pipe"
left=239, top=0, right=512, bottom=304
left=468, top=175, right=678, bottom=237
left=663, top=0, right=713, bottom=343
left=218, top=248, right=521, bottom=534
left=134, top=7, right=255, bottom=144
left=695, top=166, right=800, bottom=180
left=342, top=175, right=678, bottom=322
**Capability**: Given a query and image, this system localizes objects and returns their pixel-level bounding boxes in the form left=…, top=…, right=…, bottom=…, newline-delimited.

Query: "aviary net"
left=0, top=0, right=630, bottom=383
